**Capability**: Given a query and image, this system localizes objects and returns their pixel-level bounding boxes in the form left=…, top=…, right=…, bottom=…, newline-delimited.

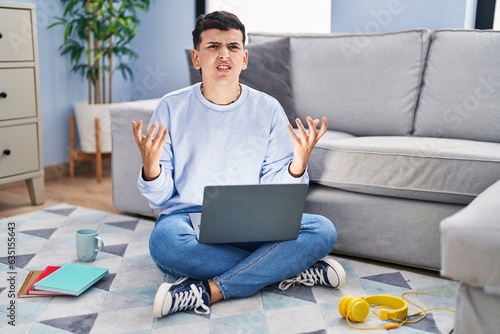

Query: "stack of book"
left=18, top=262, right=109, bottom=297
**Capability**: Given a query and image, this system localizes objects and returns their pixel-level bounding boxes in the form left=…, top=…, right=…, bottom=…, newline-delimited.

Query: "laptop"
left=189, top=183, right=308, bottom=244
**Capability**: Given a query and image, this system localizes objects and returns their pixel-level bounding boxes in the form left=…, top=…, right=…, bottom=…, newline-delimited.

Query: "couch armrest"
left=110, top=99, right=160, bottom=218
left=440, top=179, right=500, bottom=287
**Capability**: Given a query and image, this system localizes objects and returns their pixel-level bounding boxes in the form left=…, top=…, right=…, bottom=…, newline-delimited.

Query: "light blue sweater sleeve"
left=137, top=83, right=308, bottom=215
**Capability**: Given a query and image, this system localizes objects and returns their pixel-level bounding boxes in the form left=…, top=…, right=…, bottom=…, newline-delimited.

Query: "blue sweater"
left=137, top=83, right=308, bottom=215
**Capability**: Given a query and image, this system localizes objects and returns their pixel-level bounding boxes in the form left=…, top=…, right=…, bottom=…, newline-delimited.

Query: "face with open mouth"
left=192, top=28, right=248, bottom=85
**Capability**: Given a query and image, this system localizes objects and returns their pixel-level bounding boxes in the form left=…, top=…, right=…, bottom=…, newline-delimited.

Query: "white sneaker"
left=279, top=256, right=347, bottom=291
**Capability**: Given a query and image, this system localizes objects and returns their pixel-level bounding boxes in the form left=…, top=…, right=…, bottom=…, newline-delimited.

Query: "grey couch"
left=440, top=178, right=500, bottom=333
left=110, top=29, right=500, bottom=274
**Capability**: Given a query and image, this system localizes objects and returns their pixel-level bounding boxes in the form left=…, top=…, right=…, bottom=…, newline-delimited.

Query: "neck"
left=201, top=83, right=241, bottom=105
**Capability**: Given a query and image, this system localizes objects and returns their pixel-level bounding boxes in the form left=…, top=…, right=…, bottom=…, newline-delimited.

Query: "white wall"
left=331, top=0, right=477, bottom=32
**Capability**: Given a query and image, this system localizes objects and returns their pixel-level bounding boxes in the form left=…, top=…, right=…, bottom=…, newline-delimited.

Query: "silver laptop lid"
left=196, top=183, right=308, bottom=244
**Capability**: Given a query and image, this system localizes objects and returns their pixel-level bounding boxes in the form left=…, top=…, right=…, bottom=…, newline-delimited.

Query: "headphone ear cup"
left=338, top=295, right=355, bottom=318
left=348, top=298, right=370, bottom=323
left=338, top=296, right=370, bottom=323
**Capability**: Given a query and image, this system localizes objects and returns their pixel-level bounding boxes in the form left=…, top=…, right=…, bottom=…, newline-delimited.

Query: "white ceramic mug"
left=75, top=229, right=104, bottom=262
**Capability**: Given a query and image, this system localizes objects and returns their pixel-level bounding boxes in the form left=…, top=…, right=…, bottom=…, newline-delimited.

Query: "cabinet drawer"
left=0, top=123, right=39, bottom=178
left=0, top=7, right=34, bottom=62
left=0, top=67, right=37, bottom=121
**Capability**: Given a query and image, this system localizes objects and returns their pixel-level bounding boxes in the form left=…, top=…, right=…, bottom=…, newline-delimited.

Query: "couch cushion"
left=441, top=179, right=500, bottom=287
left=310, top=129, right=356, bottom=142
left=414, top=30, right=500, bottom=143
left=308, top=135, right=500, bottom=204
left=306, top=183, right=462, bottom=271
left=185, top=37, right=297, bottom=124
left=250, top=29, right=431, bottom=136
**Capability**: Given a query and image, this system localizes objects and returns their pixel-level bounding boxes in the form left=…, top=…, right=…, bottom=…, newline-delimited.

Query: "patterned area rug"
left=0, top=204, right=457, bottom=333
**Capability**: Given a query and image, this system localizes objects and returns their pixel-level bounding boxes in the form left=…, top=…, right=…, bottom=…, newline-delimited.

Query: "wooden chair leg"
left=69, top=115, right=76, bottom=178
left=70, top=115, right=109, bottom=183
left=95, top=118, right=102, bottom=183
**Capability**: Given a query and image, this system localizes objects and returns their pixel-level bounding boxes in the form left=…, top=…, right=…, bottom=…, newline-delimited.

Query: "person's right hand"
left=131, top=120, right=168, bottom=181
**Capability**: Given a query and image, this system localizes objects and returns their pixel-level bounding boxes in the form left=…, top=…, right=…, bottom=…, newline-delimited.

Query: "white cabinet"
left=0, top=2, right=44, bottom=205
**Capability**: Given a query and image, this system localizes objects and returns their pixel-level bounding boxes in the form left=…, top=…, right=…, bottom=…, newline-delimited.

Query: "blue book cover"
left=34, top=262, right=109, bottom=296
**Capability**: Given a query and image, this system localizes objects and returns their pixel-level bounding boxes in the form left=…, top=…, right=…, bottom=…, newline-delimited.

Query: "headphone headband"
left=338, top=294, right=409, bottom=323
left=363, top=294, right=408, bottom=320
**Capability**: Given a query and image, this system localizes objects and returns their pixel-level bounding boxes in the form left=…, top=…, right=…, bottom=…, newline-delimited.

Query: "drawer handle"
left=0, top=92, right=6, bottom=98
left=3, top=149, right=11, bottom=156
left=0, top=32, right=2, bottom=39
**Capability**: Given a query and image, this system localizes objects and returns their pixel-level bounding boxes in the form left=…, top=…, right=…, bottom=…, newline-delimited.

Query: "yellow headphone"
left=338, top=294, right=408, bottom=323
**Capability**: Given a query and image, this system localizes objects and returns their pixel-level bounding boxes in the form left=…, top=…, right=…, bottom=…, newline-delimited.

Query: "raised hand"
left=287, top=116, right=328, bottom=177
left=132, top=120, right=168, bottom=181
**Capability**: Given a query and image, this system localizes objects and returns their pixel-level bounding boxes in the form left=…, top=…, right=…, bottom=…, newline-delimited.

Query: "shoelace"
left=171, top=284, right=210, bottom=315
left=279, top=267, right=327, bottom=291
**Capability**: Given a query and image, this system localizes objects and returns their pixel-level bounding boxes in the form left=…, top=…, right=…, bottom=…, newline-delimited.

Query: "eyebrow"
left=206, top=41, right=241, bottom=47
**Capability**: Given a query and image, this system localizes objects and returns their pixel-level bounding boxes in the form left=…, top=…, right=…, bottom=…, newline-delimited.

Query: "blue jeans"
left=149, top=212, right=336, bottom=300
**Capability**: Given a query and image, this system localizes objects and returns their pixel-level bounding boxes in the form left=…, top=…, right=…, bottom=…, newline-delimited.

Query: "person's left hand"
left=287, top=116, right=328, bottom=177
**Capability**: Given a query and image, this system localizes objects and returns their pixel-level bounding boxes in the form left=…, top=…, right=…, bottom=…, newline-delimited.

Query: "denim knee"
left=149, top=215, right=193, bottom=275
left=305, top=213, right=337, bottom=254
left=149, top=224, right=173, bottom=273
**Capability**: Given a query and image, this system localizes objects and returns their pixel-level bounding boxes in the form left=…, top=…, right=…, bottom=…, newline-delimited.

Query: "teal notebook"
left=34, top=262, right=109, bottom=296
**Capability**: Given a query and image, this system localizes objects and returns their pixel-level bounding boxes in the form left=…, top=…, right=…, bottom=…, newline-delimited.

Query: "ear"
left=242, top=49, right=249, bottom=70
left=191, top=48, right=201, bottom=70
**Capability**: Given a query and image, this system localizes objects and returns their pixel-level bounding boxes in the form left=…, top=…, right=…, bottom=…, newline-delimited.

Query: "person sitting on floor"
left=131, top=10, right=347, bottom=318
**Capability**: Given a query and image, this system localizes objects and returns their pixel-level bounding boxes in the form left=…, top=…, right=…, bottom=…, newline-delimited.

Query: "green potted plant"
left=49, top=0, right=150, bottom=153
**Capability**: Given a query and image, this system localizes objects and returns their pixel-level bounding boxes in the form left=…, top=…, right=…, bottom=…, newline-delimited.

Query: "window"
left=204, top=0, right=331, bottom=34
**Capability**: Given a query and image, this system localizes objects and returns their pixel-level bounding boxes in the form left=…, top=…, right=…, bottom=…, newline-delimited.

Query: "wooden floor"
left=0, top=162, right=125, bottom=218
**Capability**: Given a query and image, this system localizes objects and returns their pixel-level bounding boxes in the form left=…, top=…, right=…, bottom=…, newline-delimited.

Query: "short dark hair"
left=192, top=11, right=246, bottom=49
